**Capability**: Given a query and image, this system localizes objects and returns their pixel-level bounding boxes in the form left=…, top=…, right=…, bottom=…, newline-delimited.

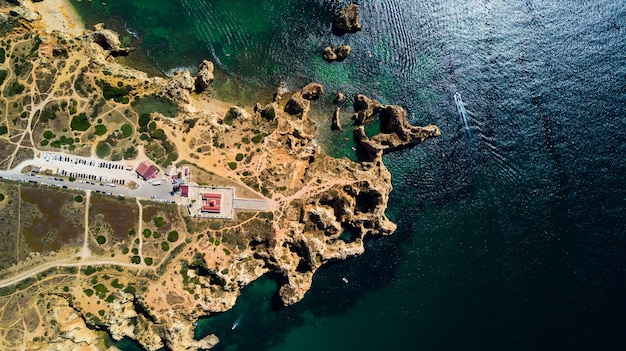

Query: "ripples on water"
left=71, top=0, right=626, bottom=350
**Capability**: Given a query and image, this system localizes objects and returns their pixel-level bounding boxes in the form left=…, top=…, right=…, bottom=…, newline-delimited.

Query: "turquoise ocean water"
left=70, top=1, right=626, bottom=350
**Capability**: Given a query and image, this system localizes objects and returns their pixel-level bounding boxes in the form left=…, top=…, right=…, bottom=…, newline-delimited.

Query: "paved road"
left=233, top=198, right=269, bottom=211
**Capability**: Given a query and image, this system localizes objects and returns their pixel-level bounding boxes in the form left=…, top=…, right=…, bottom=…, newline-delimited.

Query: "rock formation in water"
left=355, top=105, right=441, bottom=160
left=323, top=44, right=352, bottom=62
left=353, top=94, right=383, bottom=125
left=332, top=107, right=343, bottom=131
left=194, top=59, right=215, bottom=92
left=301, top=82, right=324, bottom=100
left=332, top=3, right=362, bottom=35
left=335, top=91, right=345, bottom=103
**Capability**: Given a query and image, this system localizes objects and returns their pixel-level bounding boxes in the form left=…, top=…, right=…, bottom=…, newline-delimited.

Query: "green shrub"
left=227, top=162, right=237, bottom=170
left=142, top=228, right=152, bottom=238
left=251, top=134, right=263, bottom=143
left=161, top=242, right=169, bottom=251
left=96, top=236, right=106, bottom=245
left=120, top=123, right=133, bottom=137
left=40, top=140, right=49, bottom=146
left=167, top=231, right=179, bottom=242
left=83, top=289, right=94, bottom=297
left=43, top=130, right=55, bottom=139
left=0, top=193, right=5, bottom=202
left=94, top=124, right=107, bottom=136
left=70, top=113, right=91, bottom=131
left=74, top=195, right=83, bottom=202
left=131, top=256, right=141, bottom=264
left=144, top=257, right=153, bottom=266
left=235, top=153, right=244, bottom=162
left=0, top=126, right=7, bottom=135
left=153, top=216, right=164, bottom=227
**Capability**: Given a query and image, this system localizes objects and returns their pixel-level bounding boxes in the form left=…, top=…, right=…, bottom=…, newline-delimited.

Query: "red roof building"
left=201, top=193, right=221, bottom=213
left=135, top=161, right=158, bottom=180
left=180, top=184, right=189, bottom=197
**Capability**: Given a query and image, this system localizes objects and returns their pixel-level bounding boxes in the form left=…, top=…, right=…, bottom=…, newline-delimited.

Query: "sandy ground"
left=32, top=0, right=85, bottom=37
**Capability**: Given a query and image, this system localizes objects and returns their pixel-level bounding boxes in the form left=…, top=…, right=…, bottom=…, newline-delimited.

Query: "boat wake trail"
left=454, top=92, right=473, bottom=140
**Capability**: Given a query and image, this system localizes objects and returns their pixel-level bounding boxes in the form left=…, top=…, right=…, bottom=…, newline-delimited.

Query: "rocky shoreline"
left=0, top=1, right=440, bottom=350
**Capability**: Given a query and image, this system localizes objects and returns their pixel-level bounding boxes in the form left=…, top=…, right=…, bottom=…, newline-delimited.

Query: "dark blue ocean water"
left=71, top=0, right=626, bottom=350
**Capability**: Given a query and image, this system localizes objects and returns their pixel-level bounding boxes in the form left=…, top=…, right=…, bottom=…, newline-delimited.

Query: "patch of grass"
left=96, top=141, right=111, bottom=158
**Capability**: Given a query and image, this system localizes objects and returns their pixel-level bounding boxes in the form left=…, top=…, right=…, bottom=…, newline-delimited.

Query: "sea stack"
left=332, top=3, right=362, bottom=35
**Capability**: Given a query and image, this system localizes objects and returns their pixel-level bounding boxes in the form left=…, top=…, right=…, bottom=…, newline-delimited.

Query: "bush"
left=227, top=162, right=237, bottom=170
left=235, top=153, right=244, bottom=162
left=96, top=236, right=106, bottom=245
left=0, top=193, right=4, bottom=202
left=251, top=134, right=263, bottom=143
left=142, top=228, right=152, bottom=238
left=131, top=256, right=141, bottom=264
left=153, top=216, right=164, bottom=227
left=96, top=141, right=111, bottom=158
left=40, top=140, right=49, bottom=146
left=0, top=126, right=7, bottom=135
left=167, top=231, right=179, bottom=242
left=43, top=130, right=55, bottom=139
left=161, top=242, right=169, bottom=251
left=144, top=257, right=153, bottom=266
left=94, top=124, right=107, bottom=136
left=74, top=195, right=83, bottom=202
left=70, top=113, right=91, bottom=131
left=120, top=123, right=133, bottom=138
left=83, top=289, right=94, bottom=297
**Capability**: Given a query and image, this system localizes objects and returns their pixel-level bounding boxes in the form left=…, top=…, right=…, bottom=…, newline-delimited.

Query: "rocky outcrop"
left=335, top=91, right=345, bottom=103
left=301, top=82, right=324, bottom=100
left=332, top=107, right=343, bottom=131
left=162, top=70, right=194, bottom=105
left=273, top=81, right=287, bottom=103
left=322, top=45, right=352, bottom=62
left=284, top=92, right=310, bottom=116
left=355, top=105, right=441, bottom=160
left=194, top=60, right=214, bottom=92
left=91, top=24, right=136, bottom=57
left=332, top=4, right=362, bottom=35
left=353, top=94, right=383, bottom=125
left=227, top=106, right=251, bottom=121
left=9, top=5, right=39, bottom=22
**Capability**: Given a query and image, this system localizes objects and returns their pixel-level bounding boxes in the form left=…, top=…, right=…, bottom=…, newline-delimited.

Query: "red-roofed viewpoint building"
left=135, top=161, right=158, bottom=180
left=201, top=193, right=221, bottom=213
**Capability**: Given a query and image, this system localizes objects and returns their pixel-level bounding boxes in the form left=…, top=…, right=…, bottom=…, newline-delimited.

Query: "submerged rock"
left=335, top=91, right=345, bottom=103
left=332, top=4, right=362, bottom=35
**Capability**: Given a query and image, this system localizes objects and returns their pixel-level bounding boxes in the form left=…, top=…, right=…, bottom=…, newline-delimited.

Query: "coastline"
left=32, top=0, right=85, bottom=36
